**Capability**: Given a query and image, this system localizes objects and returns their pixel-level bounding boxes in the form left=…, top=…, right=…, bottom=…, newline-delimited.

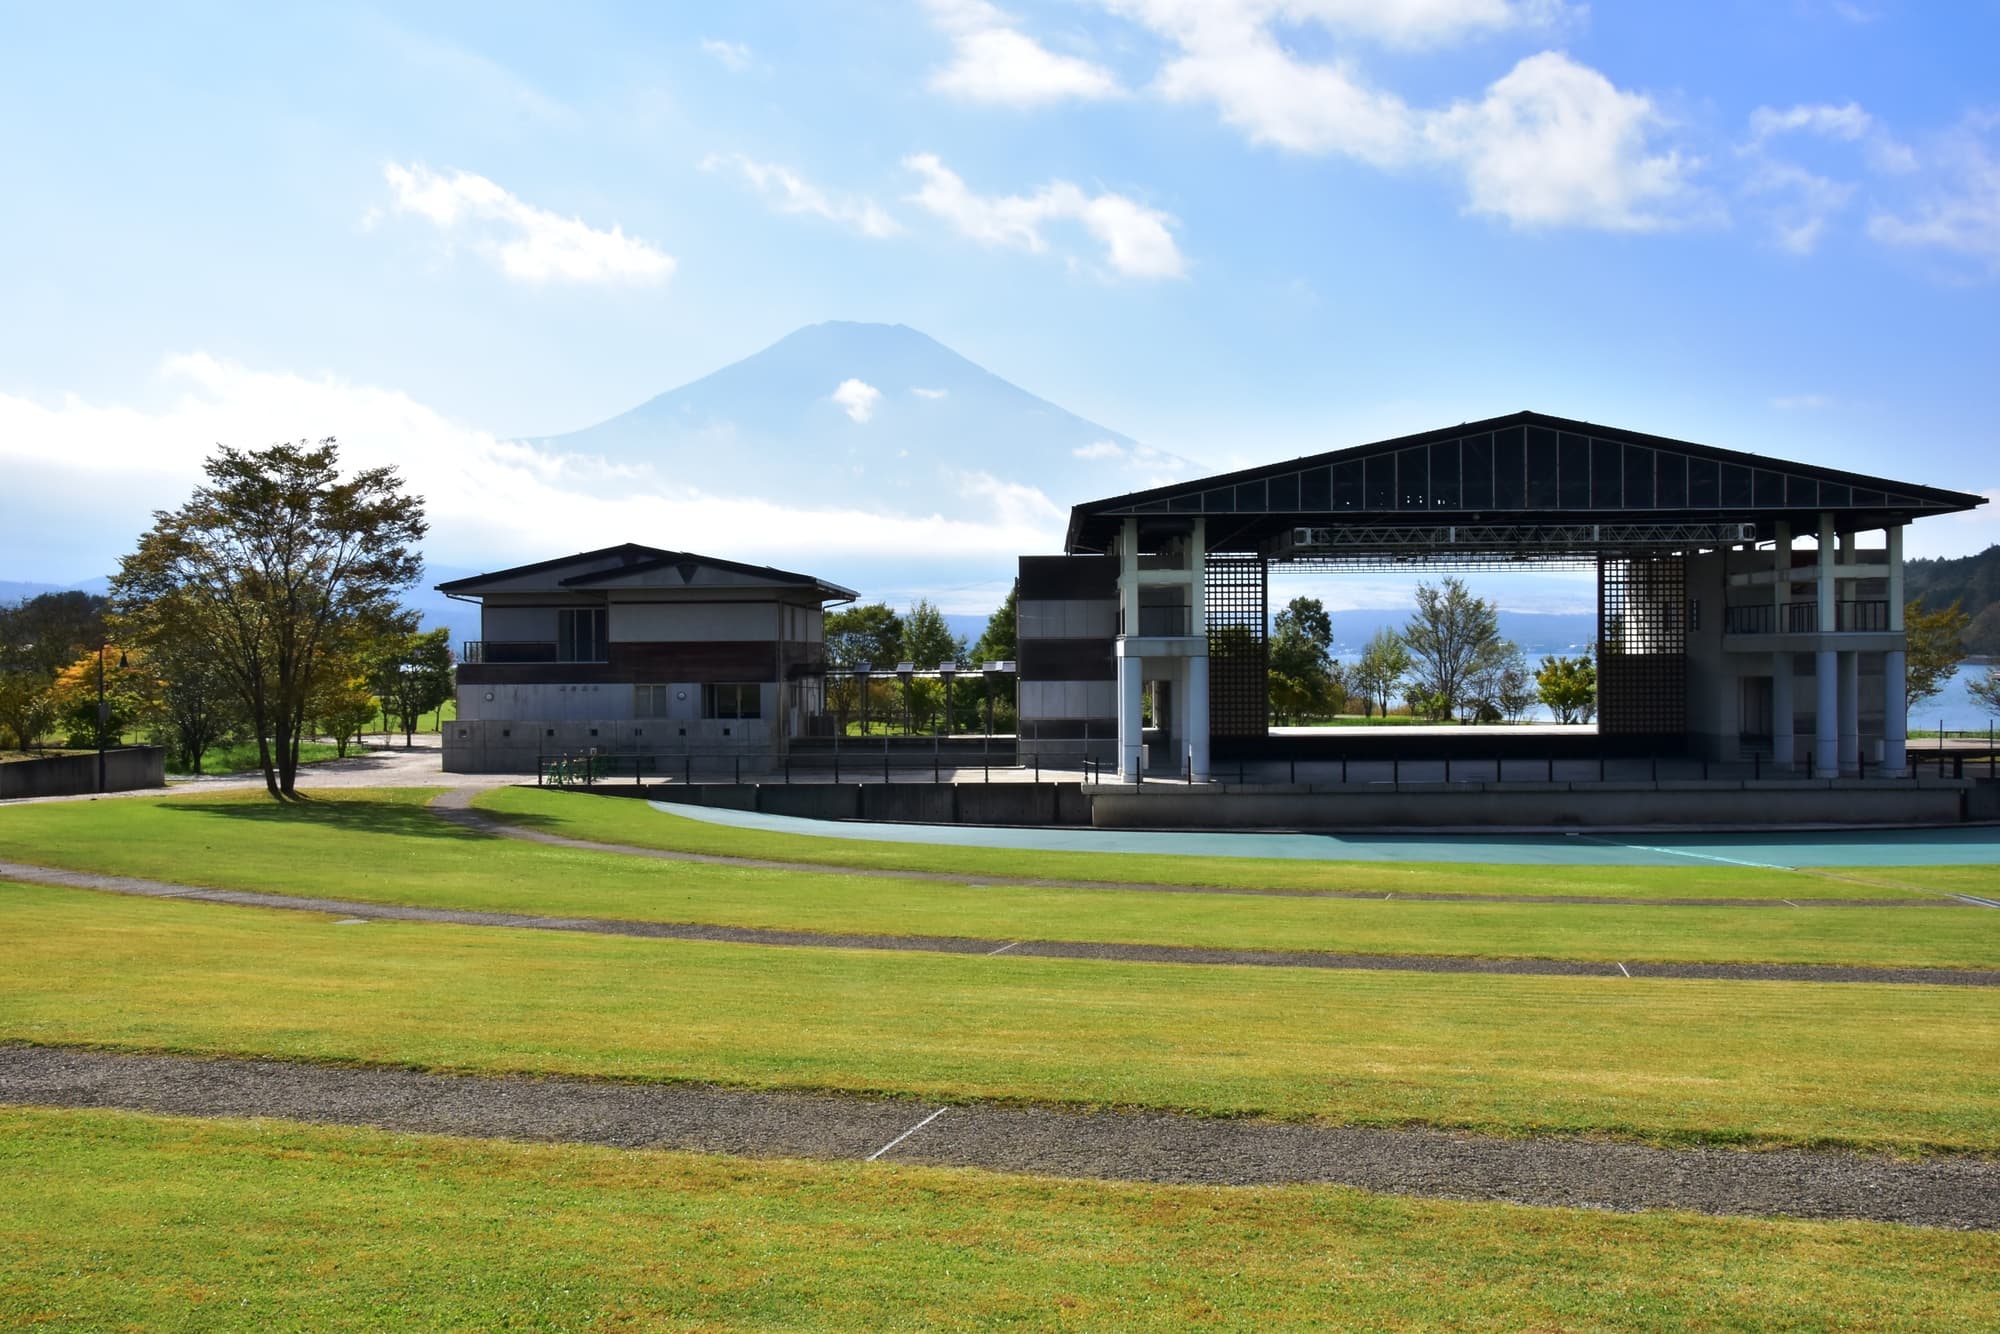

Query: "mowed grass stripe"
left=3, top=790, right=1996, bottom=969
left=3, top=883, right=1995, bottom=1154
left=477, top=785, right=1995, bottom=901
left=5, top=1109, right=1995, bottom=1331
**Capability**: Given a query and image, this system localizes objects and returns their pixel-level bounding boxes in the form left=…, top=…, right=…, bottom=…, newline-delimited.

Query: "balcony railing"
left=1722, top=601, right=1889, bottom=635
left=462, top=640, right=609, bottom=665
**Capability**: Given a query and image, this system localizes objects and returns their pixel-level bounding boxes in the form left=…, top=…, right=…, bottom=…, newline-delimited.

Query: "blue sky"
left=2, top=0, right=1996, bottom=607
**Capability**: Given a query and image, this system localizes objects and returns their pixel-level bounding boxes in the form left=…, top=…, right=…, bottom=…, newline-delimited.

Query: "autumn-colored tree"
left=1904, top=598, right=1970, bottom=714
left=1536, top=654, right=1598, bottom=724
left=49, top=645, right=150, bottom=749
left=112, top=439, right=425, bottom=799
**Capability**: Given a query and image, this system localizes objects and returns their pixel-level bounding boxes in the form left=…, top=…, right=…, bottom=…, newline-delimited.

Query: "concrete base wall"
left=647, top=782, right=1090, bottom=826
left=1087, top=779, right=1970, bottom=828
left=1, top=747, right=166, bottom=799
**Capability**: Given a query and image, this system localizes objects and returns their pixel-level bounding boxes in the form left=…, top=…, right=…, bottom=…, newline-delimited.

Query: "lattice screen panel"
left=1205, top=555, right=1268, bottom=739
left=1597, top=554, right=1688, bottom=735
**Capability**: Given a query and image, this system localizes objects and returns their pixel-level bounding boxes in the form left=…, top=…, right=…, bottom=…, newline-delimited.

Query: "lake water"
left=1329, top=654, right=1999, bottom=732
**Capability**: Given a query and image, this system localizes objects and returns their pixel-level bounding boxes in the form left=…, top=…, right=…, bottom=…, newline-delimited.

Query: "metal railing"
left=462, top=640, right=609, bottom=665
left=1722, top=601, right=1889, bottom=635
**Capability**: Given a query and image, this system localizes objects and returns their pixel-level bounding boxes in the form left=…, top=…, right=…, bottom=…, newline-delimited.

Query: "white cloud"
left=0, top=356, right=1068, bottom=576
left=700, top=38, right=752, bottom=72
left=903, top=153, right=1186, bottom=279
left=1099, top=4, right=1697, bottom=232
left=1867, top=114, right=2000, bottom=275
left=831, top=378, right=882, bottom=423
left=911, top=386, right=950, bottom=399
left=1425, top=53, right=1700, bottom=231
left=700, top=153, right=903, bottom=238
left=926, top=0, right=1123, bottom=106
left=381, top=163, right=675, bottom=285
left=1745, top=101, right=1914, bottom=173
left=1743, top=161, right=1854, bottom=254
left=1073, top=440, right=1125, bottom=460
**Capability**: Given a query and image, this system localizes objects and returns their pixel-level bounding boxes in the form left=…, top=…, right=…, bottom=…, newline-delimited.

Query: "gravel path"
left=429, top=793, right=1969, bottom=911
left=4, top=1046, right=1993, bottom=1230
left=5, top=859, right=1991, bottom=987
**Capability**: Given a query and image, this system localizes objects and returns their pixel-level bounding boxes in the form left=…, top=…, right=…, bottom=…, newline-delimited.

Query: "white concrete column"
left=1814, top=513, right=1839, bottom=775
left=1771, top=522, right=1794, bottom=768
left=1187, top=517, right=1210, bottom=783
left=1883, top=525, right=1907, bottom=773
left=1116, top=645, right=1143, bottom=782
left=1118, top=517, right=1141, bottom=640
left=1838, top=650, right=1859, bottom=774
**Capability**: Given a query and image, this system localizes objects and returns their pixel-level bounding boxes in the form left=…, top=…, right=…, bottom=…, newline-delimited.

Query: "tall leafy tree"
left=824, top=603, right=903, bottom=669
left=112, top=439, right=425, bottom=799
left=900, top=598, right=965, bottom=667
left=369, top=627, right=455, bottom=747
left=970, top=583, right=1018, bottom=664
left=1268, top=595, right=1338, bottom=722
left=1352, top=627, right=1410, bottom=719
left=1402, top=578, right=1504, bottom=722
left=0, top=591, right=108, bottom=750
left=1968, top=667, right=2000, bottom=720
left=1904, top=598, right=1970, bottom=714
left=1535, top=654, right=1598, bottom=724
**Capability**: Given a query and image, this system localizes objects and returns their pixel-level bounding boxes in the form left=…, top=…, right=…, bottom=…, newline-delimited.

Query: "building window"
left=635, top=684, right=671, bottom=717
left=557, top=607, right=607, bottom=662
left=703, top=683, right=762, bottom=719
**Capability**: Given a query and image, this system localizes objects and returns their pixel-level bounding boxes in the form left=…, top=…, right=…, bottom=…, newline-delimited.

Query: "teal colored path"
left=648, top=801, right=2000, bottom=870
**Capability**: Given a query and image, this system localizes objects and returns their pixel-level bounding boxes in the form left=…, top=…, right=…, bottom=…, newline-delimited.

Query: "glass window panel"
left=1720, top=464, right=1752, bottom=507
left=1429, top=440, right=1461, bottom=509
left=1332, top=460, right=1364, bottom=510
left=1689, top=459, right=1719, bottom=507
left=1656, top=452, right=1687, bottom=508
left=1461, top=433, right=1493, bottom=510
left=1493, top=429, right=1526, bottom=509
left=1269, top=472, right=1300, bottom=510
left=1526, top=427, right=1559, bottom=508
left=1365, top=454, right=1395, bottom=509
left=1558, top=434, right=1591, bottom=507
left=1397, top=447, right=1428, bottom=510
left=1624, top=446, right=1656, bottom=507
left=1235, top=480, right=1268, bottom=511
left=1203, top=488, right=1235, bottom=513
left=1591, top=438, right=1622, bottom=508
left=1819, top=481, right=1851, bottom=507
left=1169, top=491, right=1201, bottom=512
left=1853, top=488, right=1885, bottom=506
left=1753, top=470, right=1783, bottom=506
left=1784, top=473, right=1817, bottom=507
left=1300, top=465, right=1331, bottom=510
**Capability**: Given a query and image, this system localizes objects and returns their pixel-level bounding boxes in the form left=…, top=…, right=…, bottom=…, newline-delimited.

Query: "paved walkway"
left=4, top=1047, right=1992, bottom=1229
left=3, top=858, right=1990, bottom=987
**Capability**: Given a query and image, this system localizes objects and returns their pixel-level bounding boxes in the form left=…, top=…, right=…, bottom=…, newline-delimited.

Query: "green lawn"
left=2, top=1109, right=1992, bottom=1331
left=3, top=881, right=1995, bottom=1153
left=475, top=785, right=1983, bottom=904
left=171, top=739, right=342, bottom=777
left=1, top=790, right=1995, bottom=968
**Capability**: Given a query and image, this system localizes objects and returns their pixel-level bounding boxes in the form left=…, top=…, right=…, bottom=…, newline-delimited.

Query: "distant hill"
left=1906, top=544, right=2000, bottom=655
left=539, top=321, right=1192, bottom=518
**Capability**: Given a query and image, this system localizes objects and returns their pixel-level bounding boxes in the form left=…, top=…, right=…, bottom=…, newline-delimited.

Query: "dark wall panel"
left=1018, top=639, right=1116, bottom=682
left=1019, top=555, right=1118, bottom=600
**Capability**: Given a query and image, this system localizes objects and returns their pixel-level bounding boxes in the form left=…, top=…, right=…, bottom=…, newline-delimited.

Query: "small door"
left=1739, top=675, right=1773, bottom=741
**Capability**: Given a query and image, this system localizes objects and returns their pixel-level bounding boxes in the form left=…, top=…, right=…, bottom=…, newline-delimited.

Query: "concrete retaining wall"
left=648, top=782, right=1089, bottom=826
left=0, top=747, right=166, bottom=800
left=1087, top=778, right=1971, bottom=829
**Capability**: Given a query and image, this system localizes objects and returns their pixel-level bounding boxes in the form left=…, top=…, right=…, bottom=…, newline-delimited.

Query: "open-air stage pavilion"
left=1013, top=411, right=1987, bottom=824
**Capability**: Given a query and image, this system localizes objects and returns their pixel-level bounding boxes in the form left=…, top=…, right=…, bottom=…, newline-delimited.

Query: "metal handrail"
left=463, top=640, right=609, bottom=665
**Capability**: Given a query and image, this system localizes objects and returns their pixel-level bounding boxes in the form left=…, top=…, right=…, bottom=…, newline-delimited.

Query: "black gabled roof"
left=1065, top=410, right=1986, bottom=553
left=435, top=543, right=857, bottom=601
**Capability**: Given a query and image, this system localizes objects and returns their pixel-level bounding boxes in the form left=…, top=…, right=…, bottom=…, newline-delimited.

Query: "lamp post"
left=96, top=643, right=126, bottom=793
left=857, top=665, right=871, bottom=738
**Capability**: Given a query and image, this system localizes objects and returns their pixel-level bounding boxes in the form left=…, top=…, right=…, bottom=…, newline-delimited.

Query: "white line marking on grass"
left=868, top=1108, right=947, bottom=1161
left=1955, top=895, right=2000, bottom=910
left=335, top=919, right=368, bottom=925
left=1783, top=899, right=1801, bottom=908
left=1577, top=834, right=1790, bottom=871
left=988, top=941, right=1020, bottom=956
left=1617, top=961, right=1631, bottom=978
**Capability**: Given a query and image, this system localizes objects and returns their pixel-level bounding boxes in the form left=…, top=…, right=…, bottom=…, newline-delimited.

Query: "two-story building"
left=438, top=544, right=855, bottom=773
